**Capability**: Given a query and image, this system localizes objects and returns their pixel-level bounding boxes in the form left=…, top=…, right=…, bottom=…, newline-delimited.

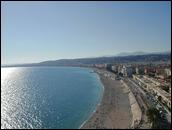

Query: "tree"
left=157, top=96, right=162, bottom=102
left=146, top=107, right=161, bottom=128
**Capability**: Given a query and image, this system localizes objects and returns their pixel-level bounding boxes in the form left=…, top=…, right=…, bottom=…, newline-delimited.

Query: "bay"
left=1, top=67, right=103, bottom=129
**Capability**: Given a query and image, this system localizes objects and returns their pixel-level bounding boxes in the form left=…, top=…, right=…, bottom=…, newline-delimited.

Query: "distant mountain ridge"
left=116, top=51, right=148, bottom=56
left=2, top=51, right=171, bottom=67
left=107, top=50, right=171, bottom=57
left=98, top=51, right=171, bottom=57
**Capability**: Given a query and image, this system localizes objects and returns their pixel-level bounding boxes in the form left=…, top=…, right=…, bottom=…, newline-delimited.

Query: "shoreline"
left=79, top=70, right=105, bottom=129
left=80, top=68, right=132, bottom=129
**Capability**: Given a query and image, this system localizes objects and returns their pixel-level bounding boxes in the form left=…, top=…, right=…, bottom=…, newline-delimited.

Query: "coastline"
left=79, top=70, right=105, bottom=129
left=121, top=80, right=142, bottom=128
left=80, top=68, right=132, bottom=129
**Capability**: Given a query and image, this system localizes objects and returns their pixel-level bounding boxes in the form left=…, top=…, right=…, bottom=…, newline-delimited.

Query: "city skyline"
left=1, top=1, right=171, bottom=64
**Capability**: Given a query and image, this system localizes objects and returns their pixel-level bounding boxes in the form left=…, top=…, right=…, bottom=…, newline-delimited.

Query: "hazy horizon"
left=1, top=50, right=171, bottom=66
left=1, top=1, right=171, bottom=64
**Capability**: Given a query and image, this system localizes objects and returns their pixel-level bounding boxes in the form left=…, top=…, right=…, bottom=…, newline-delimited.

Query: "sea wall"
left=121, top=80, right=142, bottom=129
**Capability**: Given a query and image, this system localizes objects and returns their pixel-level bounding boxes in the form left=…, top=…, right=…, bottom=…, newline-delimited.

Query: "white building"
left=133, top=75, right=171, bottom=109
left=111, top=65, right=117, bottom=72
left=136, top=67, right=139, bottom=75
left=121, top=66, right=125, bottom=75
left=117, top=65, right=123, bottom=74
left=169, top=84, right=171, bottom=94
left=123, top=65, right=133, bottom=77
left=165, top=68, right=171, bottom=76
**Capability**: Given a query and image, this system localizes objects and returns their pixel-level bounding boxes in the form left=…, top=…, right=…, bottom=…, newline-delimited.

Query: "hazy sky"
left=1, top=1, right=171, bottom=64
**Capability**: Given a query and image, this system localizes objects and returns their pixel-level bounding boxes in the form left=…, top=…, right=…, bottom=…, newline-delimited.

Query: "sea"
left=1, top=66, right=104, bottom=129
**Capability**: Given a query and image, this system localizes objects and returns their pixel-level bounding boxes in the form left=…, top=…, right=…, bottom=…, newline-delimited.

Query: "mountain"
left=2, top=51, right=171, bottom=67
left=37, top=52, right=171, bottom=66
left=116, top=51, right=148, bottom=57
left=150, top=50, right=171, bottom=55
left=116, top=51, right=171, bottom=57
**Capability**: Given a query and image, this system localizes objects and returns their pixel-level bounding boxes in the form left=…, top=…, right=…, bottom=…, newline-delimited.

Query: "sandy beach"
left=81, top=69, right=132, bottom=129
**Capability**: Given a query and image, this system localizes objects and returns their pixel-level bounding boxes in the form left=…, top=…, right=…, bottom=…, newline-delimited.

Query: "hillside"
left=2, top=52, right=171, bottom=67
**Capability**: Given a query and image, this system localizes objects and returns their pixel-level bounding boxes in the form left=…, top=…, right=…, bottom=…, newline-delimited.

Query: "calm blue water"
left=1, top=67, right=104, bottom=129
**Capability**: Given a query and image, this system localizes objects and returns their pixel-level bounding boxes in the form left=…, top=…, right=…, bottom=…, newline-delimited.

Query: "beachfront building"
left=136, top=66, right=145, bottom=75
left=127, top=67, right=133, bottom=77
left=121, top=66, right=125, bottom=75
left=105, top=64, right=112, bottom=71
left=135, top=67, right=139, bottom=75
left=122, top=65, right=133, bottom=77
left=169, top=84, right=171, bottom=94
left=94, top=64, right=106, bottom=69
left=133, top=75, right=171, bottom=109
left=117, top=65, right=123, bottom=75
left=143, top=75, right=161, bottom=86
left=165, top=68, right=171, bottom=77
left=155, top=68, right=164, bottom=75
left=111, top=65, right=118, bottom=73
left=144, top=67, right=156, bottom=75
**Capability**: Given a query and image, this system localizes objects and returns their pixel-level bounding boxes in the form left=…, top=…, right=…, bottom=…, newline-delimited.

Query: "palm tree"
left=146, top=107, right=160, bottom=128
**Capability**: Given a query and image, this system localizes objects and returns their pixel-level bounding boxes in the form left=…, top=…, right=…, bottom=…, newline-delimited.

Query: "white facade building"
left=165, top=68, right=171, bottom=76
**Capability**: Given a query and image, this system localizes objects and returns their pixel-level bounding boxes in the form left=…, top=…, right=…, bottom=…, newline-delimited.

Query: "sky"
left=1, top=1, right=171, bottom=64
